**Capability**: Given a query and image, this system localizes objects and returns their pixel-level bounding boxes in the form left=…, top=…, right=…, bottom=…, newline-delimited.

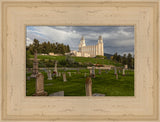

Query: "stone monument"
left=54, top=61, right=58, bottom=76
left=124, top=64, right=128, bottom=69
left=122, top=69, right=125, bottom=76
left=31, top=51, right=38, bottom=78
left=85, top=77, right=92, bottom=96
left=114, top=67, right=117, bottom=75
left=47, top=70, right=52, bottom=80
left=33, top=73, right=47, bottom=96
left=63, top=73, right=67, bottom=82
left=116, top=73, right=118, bottom=79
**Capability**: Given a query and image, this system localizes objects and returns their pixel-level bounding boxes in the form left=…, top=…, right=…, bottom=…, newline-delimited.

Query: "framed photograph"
left=0, top=0, right=159, bottom=121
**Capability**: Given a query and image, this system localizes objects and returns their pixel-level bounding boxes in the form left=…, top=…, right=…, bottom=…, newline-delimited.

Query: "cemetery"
left=26, top=27, right=134, bottom=96
left=26, top=51, right=134, bottom=96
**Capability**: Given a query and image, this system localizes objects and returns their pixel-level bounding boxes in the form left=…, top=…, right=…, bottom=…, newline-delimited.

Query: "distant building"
left=49, top=52, right=54, bottom=56
left=72, top=36, right=104, bottom=57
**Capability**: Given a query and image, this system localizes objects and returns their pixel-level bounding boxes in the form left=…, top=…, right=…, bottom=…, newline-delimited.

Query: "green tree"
left=33, top=39, right=39, bottom=52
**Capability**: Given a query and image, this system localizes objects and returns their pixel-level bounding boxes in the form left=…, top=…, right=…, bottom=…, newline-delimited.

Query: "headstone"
left=58, top=72, right=61, bottom=77
left=84, top=73, right=87, bottom=77
left=54, top=61, right=58, bottom=76
left=47, top=70, right=52, bottom=80
left=63, top=73, right=67, bottom=82
left=49, top=91, right=64, bottom=96
left=85, top=77, right=92, bottom=96
left=33, top=73, right=47, bottom=96
left=45, top=83, right=53, bottom=86
left=31, top=51, right=38, bottom=78
left=122, top=69, right=125, bottom=76
left=124, top=64, right=128, bottom=69
left=93, top=93, right=105, bottom=96
left=114, top=67, right=117, bottom=75
left=68, top=72, right=71, bottom=77
left=99, top=69, right=101, bottom=74
left=89, top=69, right=92, bottom=75
left=116, top=74, right=118, bottom=79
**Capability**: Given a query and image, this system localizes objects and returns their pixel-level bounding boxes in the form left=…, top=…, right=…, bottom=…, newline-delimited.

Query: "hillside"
left=27, top=55, right=122, bottom=68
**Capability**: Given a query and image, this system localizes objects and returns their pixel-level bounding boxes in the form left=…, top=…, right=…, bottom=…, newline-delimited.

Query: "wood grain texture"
left=0, top=0, right=159, bottom=121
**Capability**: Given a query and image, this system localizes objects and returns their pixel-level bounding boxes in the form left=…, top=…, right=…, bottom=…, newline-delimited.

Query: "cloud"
left=26, top=26, right=134, bottom=55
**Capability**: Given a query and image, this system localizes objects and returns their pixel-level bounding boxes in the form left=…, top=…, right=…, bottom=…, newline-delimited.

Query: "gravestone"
left=122, top=69, right=125, bottom=76
left=116, top=74, right=118, bottom=79
left=63, top=73, right=67, bottom=82
left=56, top=72, right=59, bottom=77
left=31, top=51, right=38, bottom=78
left=84, top=73, right=87, bottom=77
left=47, top=70, right=52, bottom=80
left=93, top=93, right=105, bottom=96
left=89, top=69, right=92, bottom=75
left=114, top=67, right=117, bottom=75
left=124, top=64, right=128, bottom=69
left=33, top=73, right=47, bottom=96
left=58, top=72, right=61, bottom=77
left=68, top=72, right=71, bottom=77
left=85, top=77, right=92, bottom=96
left=49, top=91, right=64, bottom=96
left=54, top=61, right=58, bottom=77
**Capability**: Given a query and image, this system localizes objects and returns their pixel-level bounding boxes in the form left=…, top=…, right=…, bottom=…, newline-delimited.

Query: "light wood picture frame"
left=0, top=0, right=159, bottom=121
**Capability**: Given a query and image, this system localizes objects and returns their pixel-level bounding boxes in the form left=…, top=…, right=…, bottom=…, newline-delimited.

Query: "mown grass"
left=26, top=69, right=134, bottom=96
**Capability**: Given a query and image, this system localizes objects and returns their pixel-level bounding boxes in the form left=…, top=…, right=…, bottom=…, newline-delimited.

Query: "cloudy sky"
left=26, top=26, right=134, bottom=56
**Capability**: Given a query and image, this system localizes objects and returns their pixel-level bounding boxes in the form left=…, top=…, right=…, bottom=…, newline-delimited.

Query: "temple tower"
left=97, top=36, right=104, bottom=56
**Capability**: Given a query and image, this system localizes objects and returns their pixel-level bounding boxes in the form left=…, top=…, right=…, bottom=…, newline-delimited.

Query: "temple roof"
left=99, top=35, right=102, bottom=40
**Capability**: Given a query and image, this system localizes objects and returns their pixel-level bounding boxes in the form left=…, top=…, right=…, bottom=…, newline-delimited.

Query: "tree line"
left=26, top=39, right=70, bottom=55
left=111, top=52, right=134, bottom=69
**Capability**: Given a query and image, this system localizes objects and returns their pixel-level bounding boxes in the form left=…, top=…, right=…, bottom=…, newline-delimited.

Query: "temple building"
left=72, top=36, right=104, bottom=57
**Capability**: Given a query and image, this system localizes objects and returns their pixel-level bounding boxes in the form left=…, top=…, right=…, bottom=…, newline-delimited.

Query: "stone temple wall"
left=81, top=43, right=103, bottom=57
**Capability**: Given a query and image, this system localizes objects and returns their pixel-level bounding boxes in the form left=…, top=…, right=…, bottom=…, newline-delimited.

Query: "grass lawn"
left=26, top=69, right=134, bottom=96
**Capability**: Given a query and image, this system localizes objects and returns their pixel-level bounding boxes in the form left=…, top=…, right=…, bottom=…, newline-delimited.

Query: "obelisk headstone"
left=31, top=51, right=38, bottom=78
left=54, top=61, right=58, bottom=77
left=85, top=77, right=92, bottom=96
